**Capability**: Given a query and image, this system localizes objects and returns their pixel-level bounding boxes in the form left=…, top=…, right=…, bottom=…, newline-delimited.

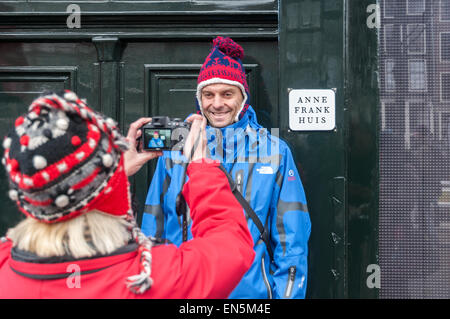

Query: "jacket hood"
left=206, top=105, right=261, bottom=133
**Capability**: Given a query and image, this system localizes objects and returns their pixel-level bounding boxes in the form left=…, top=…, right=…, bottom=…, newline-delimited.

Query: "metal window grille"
left=380, top=0, right=450, bottom=298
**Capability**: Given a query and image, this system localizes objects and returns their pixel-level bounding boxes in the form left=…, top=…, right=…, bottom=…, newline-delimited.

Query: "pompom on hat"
left=2, top=90, right=153, bottom=294
left=196, top=36, right=250, bottom=122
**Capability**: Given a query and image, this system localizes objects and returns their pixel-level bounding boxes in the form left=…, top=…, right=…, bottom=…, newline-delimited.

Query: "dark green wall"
left=279, top=0, right=347, bottom=298
left=346, top=0, right=379, bottom=299
left=279, top=0, right=379, bottom=298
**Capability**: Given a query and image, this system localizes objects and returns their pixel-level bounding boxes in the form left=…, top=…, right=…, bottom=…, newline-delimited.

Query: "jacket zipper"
left=284, top=266, right=297, bottom=298
left=236, top=172, right=243, bottom=193
left=261, top=255, right=273, bottom=299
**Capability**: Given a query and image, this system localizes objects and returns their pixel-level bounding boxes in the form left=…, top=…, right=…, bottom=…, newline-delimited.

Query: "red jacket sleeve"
left=172, top=159, right=255, bottom=298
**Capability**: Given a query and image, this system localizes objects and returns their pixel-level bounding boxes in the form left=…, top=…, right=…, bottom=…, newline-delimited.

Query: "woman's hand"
left=183, top=114, right=207, bottom=162
left=123, top=117, right=163, bottom=176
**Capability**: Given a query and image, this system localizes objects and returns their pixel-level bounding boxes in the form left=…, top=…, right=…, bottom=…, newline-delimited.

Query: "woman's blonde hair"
left=7, top=210, right=132, bottom=258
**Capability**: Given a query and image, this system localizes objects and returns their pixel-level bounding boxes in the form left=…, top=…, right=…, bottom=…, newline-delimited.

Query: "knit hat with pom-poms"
left=2, top=90, right=153, bottom=294
left=196, top=36, right=250, bottom=122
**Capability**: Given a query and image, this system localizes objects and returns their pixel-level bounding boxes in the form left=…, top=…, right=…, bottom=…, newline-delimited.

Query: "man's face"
left=201, top=83, right=244, bottom=128
left=153, top=132, right=159, bottom=138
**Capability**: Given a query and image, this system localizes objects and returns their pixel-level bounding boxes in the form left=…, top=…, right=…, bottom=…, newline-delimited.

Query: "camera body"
left=141, top=116, right=191, bottom=151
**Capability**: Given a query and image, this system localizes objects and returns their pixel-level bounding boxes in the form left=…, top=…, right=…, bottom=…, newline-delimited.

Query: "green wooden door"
left=0, top=0, right=379, bottom=299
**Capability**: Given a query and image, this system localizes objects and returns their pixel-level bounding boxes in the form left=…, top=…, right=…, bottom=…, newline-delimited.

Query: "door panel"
left=120, top=40, right=278, bottom=224
left=0, top=42, right=97, bottom=234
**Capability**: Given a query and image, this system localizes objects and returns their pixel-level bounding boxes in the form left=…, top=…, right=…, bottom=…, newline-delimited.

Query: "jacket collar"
left=9, top=243, right=138, bottom=280
left=206, top=106, right=263, bottom=162
left=206, top=105, right=260, bottom=133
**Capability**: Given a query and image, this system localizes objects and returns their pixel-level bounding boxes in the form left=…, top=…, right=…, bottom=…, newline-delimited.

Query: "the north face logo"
left=256, top=166, right=274, bottom=175
left=288, top=169, right=296, bottom=181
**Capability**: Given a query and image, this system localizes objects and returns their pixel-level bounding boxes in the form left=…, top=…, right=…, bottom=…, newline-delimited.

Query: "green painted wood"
left=279, top=0, right=348, bottom=298
left=0, top=0, right=278, bottom=13
left=346, top=0, right=379, bottom=299
left=0, top=42, right=98, bottom=234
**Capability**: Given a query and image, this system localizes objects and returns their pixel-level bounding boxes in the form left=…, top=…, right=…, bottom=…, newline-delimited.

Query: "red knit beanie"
left=2, top=90, right=153, bottom=294
left=196, top=36, right=250, bottom=122
left=3, top=91, right=129, bottom=222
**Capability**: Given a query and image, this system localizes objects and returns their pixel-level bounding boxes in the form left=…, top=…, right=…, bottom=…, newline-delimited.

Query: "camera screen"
left=143, top=128, right=171, bottom=150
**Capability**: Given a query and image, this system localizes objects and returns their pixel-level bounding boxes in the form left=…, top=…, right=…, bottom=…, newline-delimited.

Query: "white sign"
left=289, top=89, right=336, bottom=131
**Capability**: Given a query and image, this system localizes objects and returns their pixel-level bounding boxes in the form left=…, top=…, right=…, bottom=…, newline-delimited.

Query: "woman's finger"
left=185, top=114, right=203, bottom=124
left=126, top=117, right=152, bottom=147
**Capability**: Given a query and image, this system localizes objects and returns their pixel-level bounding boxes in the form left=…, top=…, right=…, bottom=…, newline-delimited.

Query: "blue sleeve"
left=141, top=155, right=168, bottom=238
left=269, top=145, right=311, bottom=299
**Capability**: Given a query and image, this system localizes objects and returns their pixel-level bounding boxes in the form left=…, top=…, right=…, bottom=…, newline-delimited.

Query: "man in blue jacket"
left=148, top=131, right=164, bottom=148
left=141, top=36, right=311, bottom=299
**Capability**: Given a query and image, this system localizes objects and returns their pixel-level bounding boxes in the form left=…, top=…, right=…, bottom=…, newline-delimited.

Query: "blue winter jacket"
left=141, top=106, right=311, bottom=299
